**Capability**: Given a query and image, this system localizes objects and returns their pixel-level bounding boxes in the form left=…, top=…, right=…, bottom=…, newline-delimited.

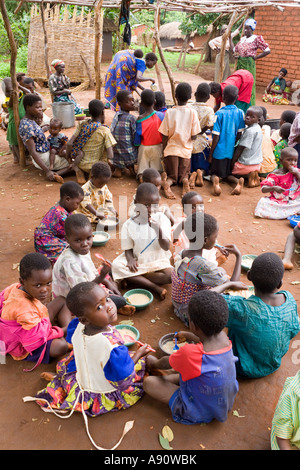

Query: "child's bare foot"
left=182, top=178, right=190, bottom=196
left=195, top=169, right=203, bottom=187
left=282, top=259, right=294, bottom=270
left=248, top=171, right=260, bottom=188
left=231, top=177, right=244, bottom=195
left=53, top=174, right=64, bottom=184
left=40, top=371, right=56, bottom=381
left=159, top=288, right=167, bottom=300
left=188, top=172, right=197, bottom=189
left=137, top=174, right=143, bottom=184
left=118, top=305, right=136, bottom=316
left=113, top=168, right=122, bottom=178
left=162, top=181, right=176, bottom=199
left=213, top=176, right=222, bottom=196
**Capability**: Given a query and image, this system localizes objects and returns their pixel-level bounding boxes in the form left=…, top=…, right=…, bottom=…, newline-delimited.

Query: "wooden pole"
left=40, top=2, right=51, bottom=92
left=180, top=34, right=191, bottom=70
left=0, top=0, right=26, bottom=167
left=152, top=39, right=164, bottom=93
left=95, top=0, right=104, bottom=100
left=217, top=11, right=237, bottom=83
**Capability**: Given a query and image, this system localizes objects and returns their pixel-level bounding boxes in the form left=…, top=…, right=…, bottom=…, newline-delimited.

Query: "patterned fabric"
left=274, top=139, right=288, bottom=167
left=48, top=73, right=82, bottom=115
left=110, top=111, right=137, bottom=168
left=75, top=180, right=115, bottom=224
left=47, top=133, right=68, bottom=150
left=188, top=102, right=215, bottom=154
left=234, top=34, right=270, bottom=58
left=19, top=118, right=50, bottom=153
left=34, top=203, right=71, bottom=264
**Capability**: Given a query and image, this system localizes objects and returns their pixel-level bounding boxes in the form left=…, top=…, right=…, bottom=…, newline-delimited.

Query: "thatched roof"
left=159, top=21, right=212, bottom=39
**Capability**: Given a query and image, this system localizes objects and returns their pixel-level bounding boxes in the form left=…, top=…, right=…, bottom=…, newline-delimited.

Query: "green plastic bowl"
left=241, top=254, right=257, bottom=271
left=92, top=231, right=110, bottom=246
left=124, top=289, right=153, bottom=310
left=115, top=324, right=140, bottom=346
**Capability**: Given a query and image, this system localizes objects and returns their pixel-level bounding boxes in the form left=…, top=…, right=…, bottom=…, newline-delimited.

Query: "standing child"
left=209, top=85, right=245, bottom=196
left=274, top=122, right=291, bottom=168
left=110, top=90, right=137, bottom=178
left=134, top=89, right=164, bottom=182
left=143, top=290, right=239, bottom=425
left=34, top=181, right=84, bottom=264
left=159, top=82, right=201, bottom=196
left=75, top=161, right=116, bottom=228
left=154, top=91, right=167, bottom=115
left=224, top=252, right=299, bottom=378
left=47, top=118, right=68, bottom=171
left=111, top=183, right=172, bottom=300
left=258, top=106, right=276, bottom=178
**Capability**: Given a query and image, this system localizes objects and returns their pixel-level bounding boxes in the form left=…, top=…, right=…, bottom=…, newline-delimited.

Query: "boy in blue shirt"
left=209, top=85, right=245, bottom=196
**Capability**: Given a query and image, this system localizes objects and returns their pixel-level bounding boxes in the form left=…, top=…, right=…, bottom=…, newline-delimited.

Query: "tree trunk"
left=95, top=0, right=104, bottom=100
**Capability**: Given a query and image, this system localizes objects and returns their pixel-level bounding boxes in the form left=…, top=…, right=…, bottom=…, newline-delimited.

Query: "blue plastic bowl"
left=115, top=324, right=140, bottom=347
left=288, top=215, right=300, bottom=228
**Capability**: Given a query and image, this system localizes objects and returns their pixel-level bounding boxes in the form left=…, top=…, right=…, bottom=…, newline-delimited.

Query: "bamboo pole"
left=0, top=0, right=26, bottom=167
left=94, top=0, right=104, bottom=99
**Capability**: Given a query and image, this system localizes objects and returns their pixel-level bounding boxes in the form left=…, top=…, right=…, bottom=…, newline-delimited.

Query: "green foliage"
left=0, top=3, right=30, bottom=54
left=0, top=45, right=28, bottom=80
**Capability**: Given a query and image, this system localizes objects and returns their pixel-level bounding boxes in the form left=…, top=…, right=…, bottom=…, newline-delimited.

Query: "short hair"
left=16, top=72, right=26, bottom=83
left=280, top=68, right=288, bottom=76
left=142, top=168, right=161, bottom=183
left=195, top=82, right=211, bottom=102
left=247, top=105, right=263, bottom=119
left=260, top=106, right=267, bottom=121
left=141, top=89, right=155, bottom=107
left=249, top=252, right=284, bottom=293
left=64, top=213, right=91, bottom=237
left=184, top=212, right=217, bottom=244
left=88, top=99, right=104, bottom=118
left=50, top=118, right=63, bottom=128
left=154, top=91, right=166, bottom=109
left=135, top=182, right=159, bottom=202
left=60, top=181, right=84, bottom=200
left=134, top=49, right=144, bottom=58
left=90, top=161, right=111, bottom=180
left=281, top=110, right=296, bottom=124
left=66, top=281, right=99, bottom=318
left=209, top=82, right=221, bottom=95
left=188, top=290, right=229, bottom=336
left=145, top=52, right=158, bottom=63
left=280, top=122, right=292, bottom=140
left=203, top=213, right=218, bottom=238
left=23, top=77, right=34, bottom=86
left=181, top=190, right=201, bottom=206
left=19, top=252, right=52, bottom=280
left=23, top=93, right=42, bottom=110
left=175, top=82, right=192, bottom=102
left=116, top=89, right=132, bottom=104
left=222, top=85, right=238, bottom=104
left=280, top=146, right=298, bottom=161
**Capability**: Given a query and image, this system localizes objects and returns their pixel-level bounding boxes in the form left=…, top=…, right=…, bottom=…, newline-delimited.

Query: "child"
left=0, top=253, right=70, bottom=368
left=143, top=290, right=239, bottom=425
left=258, top=106, right=276, bottom=178
left=188, top=82, right=215, bottom=185
left=52, top=213, right=135, bottom=316
left=111, top=182, right=172, bottom=300
left=34, top=181, right=84, bottom=264
left=172, top=212, right=242, bottom=325
left=110, top=90, right=137, bottom=178
left=271, top=109, right=296, bottom=146
left=31, top=282, right=149, bottom=449
left=270, top=370, right=300, bottom=450
left=229, top=106, right=263, bottom=193
left=47, top=118, right=68, bottom=171
left=134, top=89, right=164, bottom=182
left=255, top=147, right=300, bottom=219
left=154, top=91, right=167, bottom=115
left=209, top=85, right=245, bottom=196
left=282, top=221, right=300, bottom=270
left=159, top=82, right=201, bottom=196
left=66, top=99, right=116, bottom=184
left=274, top=122, right=291, bottom=168
left=75, top=161, right=116, bottom=227
left=224, top=252, right=299, bottom=378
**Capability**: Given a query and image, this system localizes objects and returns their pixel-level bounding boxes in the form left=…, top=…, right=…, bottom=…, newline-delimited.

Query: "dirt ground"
left=1, top=64, right=300, bottom=452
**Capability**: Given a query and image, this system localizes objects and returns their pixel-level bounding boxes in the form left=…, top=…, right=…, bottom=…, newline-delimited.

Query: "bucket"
left=51, top=102, right=75, bottom=128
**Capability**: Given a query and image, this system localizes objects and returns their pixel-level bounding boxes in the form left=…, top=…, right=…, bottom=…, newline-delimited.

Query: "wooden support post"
left=40, top=3, right=51, bottom=83
left=217, top=11, right=237, bottom=83
left=95, top=0, right=104, bottom=100
left=0, top=0, right=26, bottom=167
left=152, top=39, right=164, bottom=93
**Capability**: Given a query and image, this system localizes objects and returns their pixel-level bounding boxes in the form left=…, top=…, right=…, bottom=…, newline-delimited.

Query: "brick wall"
left=254, top=6, right=300, bottom=87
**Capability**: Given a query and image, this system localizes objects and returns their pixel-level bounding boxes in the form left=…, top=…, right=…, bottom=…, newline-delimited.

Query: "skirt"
left=232, top=161, right=261, bottom=176
left=236, top=56, right=256, bottom=106
left=255, top=197, right=300, bottom=219
left=31, top=151, right=69, bottom=171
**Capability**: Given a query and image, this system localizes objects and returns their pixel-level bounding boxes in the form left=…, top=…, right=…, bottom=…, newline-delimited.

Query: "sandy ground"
left=0, top=64, right=300, bottom=452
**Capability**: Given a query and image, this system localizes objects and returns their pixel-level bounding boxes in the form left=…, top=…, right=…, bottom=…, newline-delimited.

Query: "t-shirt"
left=238, top=123, right=263, bottom=165
left=212, top=105, right=245, bottom=160
left=75, top=180, right=115, bottom=224
left=134, top=111, right=164, bottom=146
left=188, top=102, right=215, bottom=154
left=216, top=70, right=254, bottom=106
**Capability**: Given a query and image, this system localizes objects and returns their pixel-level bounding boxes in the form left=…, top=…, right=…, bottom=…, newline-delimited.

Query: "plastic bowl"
left=288, top=215, right=300, bottom=228
left=115, top=324, right=140, bottom=347
left=92, top=231, right=110, bottom=246
left=97, top=216, right=119, bottom=231
left=241, top=254, right=257, bottom=271
left=158, top=333, right=190, bottom=356
left=124, top=289, right=153, bottom=310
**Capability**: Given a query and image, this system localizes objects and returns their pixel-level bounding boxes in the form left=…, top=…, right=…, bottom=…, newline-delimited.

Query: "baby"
left=47, top=118, right=68, bottom=171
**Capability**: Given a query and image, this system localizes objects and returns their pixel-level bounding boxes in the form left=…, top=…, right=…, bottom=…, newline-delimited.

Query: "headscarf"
left=245, top=18, right=257, bottom=31
left=51, top=59, right=65, bottom=69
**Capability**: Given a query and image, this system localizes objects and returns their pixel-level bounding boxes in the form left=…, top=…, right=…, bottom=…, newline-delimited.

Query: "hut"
left=159, top=21, right=211, bottom=49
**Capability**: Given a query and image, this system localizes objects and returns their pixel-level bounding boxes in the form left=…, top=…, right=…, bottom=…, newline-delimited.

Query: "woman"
left=262, top=68, right=292, bottom=105
left=104, top=50, right=158, bottom=110
left=234, top=18, right=270, bottom=105
left=48, top=60, right=82, bottom=115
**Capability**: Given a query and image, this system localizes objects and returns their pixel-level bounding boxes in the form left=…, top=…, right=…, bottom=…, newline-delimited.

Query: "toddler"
left=34, top=181, right=84, bottom=264
left=143, top=290, right=239, bottom=425
left=274, top=122, right=291, bottom=168
left=47, top=118, right=68, bottom=171
left=159, top=82, right=200, bottom=196
left=225, top=252, right=300, bottom=378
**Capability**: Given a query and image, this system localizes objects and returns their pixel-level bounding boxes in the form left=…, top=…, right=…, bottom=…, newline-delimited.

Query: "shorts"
left=137, top=144, right=163, bottom=175
left=210, top=157, right=232, bottom=179
left=164, top=155, right=191, bottom=184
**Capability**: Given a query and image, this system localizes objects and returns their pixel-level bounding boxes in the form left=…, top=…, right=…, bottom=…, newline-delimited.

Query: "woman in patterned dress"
left=48, top=60, right=82, bottom=115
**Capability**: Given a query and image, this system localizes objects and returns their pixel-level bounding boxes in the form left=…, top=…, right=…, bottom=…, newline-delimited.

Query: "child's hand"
left=227, top=281, right=249, bottom=291
left=223, top=244, right=241, bottom=257
left=148, top=217, right=159, bottom=232
left=96, top=211, right=105, bottom=219
left=127, top=258, right=139, bottom=273
left=272, top=186, right=286, bottom=193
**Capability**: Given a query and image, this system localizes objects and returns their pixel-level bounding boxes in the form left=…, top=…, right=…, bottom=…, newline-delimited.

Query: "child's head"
left=66, top=282, right=117, bottom=327
left=133, top=49, right=144, bottom=58
left=142, top=168, right=162, bottom=190
left=181, top=191, right=204, bottom=216
left=23, top=94, right=43, bottom=118
left=154, top=91, right=166, bottom=110
left=175, top=82, right=192, bottom=104
left=141, top=89, right=155, bottom=109
left=184, top=212, right=218, bottom=250
left=188, top=290, right=229, bottom=337
left=194, top=82, right=211, bottom=103
left=88, top=99, right=105, bottom=122
left=59, top=181, right=84, bottom=213
left=23, top=77, right=35, bottom=93
left=259, top=106, right=267, bottom=126
left=209, top=82, right=222, bottom=99
left=134, top=182, right=160, bottom=219
left=280, top=110, right=296, bottom=127
left=279, top=122, right=291, bottom=141
left=222, top=85, right=239, bottom=105
left=285, top=80, right=292, bottom=88
left=16, top=72, right=26, bottom=86
left=64, top=214, right=93, bottom=256
left=49, top=118, right=63, bottom=137
left=279, top=68, right=288, bottom=78
left=19, top=253, right=52, bottom=304
left=116, top=90, right=135, bottom=112
left=279, top=146, right=298, bottom=171
left=90, top=161, right=112, bottom=188
left=245, top=106, right=263, bottom=127
left=144, top=52, right=158, bottom=69
left=247, top=252, right=284, bottom=293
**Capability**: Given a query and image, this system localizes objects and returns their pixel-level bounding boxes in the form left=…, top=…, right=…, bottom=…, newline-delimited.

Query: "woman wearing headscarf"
left=234, top=18, right=270, bottom=105
left=48, top=60, right=82, bottom=115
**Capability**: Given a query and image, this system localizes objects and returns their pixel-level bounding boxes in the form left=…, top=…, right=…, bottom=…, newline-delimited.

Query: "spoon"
left=173, top=332, right=179, bottom=351
left=123, top=334, right=156, bottom=352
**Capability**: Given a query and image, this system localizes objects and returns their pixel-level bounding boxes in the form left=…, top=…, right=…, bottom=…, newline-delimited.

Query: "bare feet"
left=159, top=288, right=167, bottom=300
left=53, top=173, right=64, bottom=184
left=40, top=371, right=56, bottom=382
left=231, top=177, right=244, bottom=195
left=137, top=174, right=143, bottom=184
left=188, top=172, right=197, bottom=189
left=118, top=305, right=136, bottom=316
left=113, top=168, right=122, bottom=178
left=248, top=171, right=260, bottom=188
left=195, top=169, right=203, bottom=187
left=282, top=259, right=294, bottom=270
left=75, top=167, right=86, bottom=185
left=213, top=176, right=222, bottom=196
left=182, top=178, right=190, bottom=196
left=161, top=181, right=176, bottom=199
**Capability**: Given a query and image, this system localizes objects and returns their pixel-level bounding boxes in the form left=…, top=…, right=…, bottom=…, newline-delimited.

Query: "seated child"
left=66, top=99, right=116, bottom=184
left=274, top=122, right=291, bottom=168
left=143, top=290, right=239, bottom=425
left=271, top=109, right=296, bottom=146
left=110, top=90, right=137, bottom=178
left=282, top=220, right=300, bottom=270
left=0, top=253, right=70, bottom=368
left=270, top=370, right=300, bottom=450
left=159, top=82, right=201, bottom=196
left=171, top=212, right=242, bottom=325
left=30, top=282, right=149, bottom=449
left=259, top=106, right=276, bottom=178
left=154, top=91, right=167, bottom=115
left=134, top=89, right=164, bottom=182
left=254, top=147, right=300, bottom=219
left=229, top=106, right=263, bottom=193
left=111, top=182, right=173, bottom=300
left=47, top=118, right=68, bottom=171
left=34, top=181, right=84, bottom=264
left=75, top=161, right=116, bottom=228
left=224, top=252, right=300, bottom=378
left=188, top=82, right=215, bottom=184
left=209, top=85, right=245, bottom=196
left=52, top=213, right=134, bottom=316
